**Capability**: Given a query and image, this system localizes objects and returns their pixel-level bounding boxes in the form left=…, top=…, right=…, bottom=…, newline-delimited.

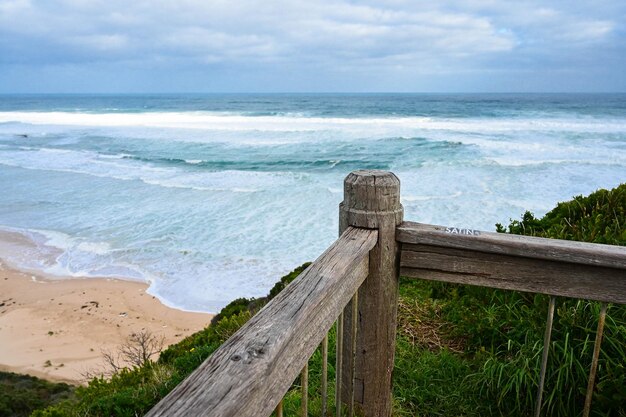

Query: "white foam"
left=1, top=107, right=625, bottom=314
left=402, top=191, right=463, bottom=202
left=2, top=111, right=625, bottom=139
left=0, top=225, right=149, bottom=282
left=99, top=153, right=133, bottom=159
left=32, top=228, right=76, bottom=251
left=0, top=147, right=295, bottom=192
left=76, top=241, right=112, bottom=255
left=487, top=157, right=625, bottom=167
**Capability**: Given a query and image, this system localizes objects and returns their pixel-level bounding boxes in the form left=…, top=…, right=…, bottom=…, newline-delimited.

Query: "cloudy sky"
left=1, top=0, right=625, bottom=93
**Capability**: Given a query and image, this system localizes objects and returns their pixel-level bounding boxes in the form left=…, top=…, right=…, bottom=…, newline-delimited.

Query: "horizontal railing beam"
left=398, top=222, right=626, bottom=303
left=397, top=221, right=626, bottom=269
left=146, top=226, right=378, bottom=417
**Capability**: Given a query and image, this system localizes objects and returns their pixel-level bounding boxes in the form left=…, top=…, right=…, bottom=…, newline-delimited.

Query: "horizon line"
left=1, top=91, right=626, bottom=96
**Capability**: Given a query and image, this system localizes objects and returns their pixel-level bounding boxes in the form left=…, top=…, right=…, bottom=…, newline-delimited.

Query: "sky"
left=0, top=0, right=625, bottom=93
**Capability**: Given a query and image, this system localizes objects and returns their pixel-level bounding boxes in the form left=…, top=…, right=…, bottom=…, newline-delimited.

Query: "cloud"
left=0, top=0, right=515, bottom=64
left=0, top=0, right=624, bottom=92
left=69, top=34, right=129, bottom=51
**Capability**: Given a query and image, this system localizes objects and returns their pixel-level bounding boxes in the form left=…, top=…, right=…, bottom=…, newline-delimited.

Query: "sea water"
left=0, top=93, right=624, bottom=313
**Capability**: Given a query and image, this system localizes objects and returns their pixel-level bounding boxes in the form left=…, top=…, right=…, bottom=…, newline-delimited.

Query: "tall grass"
left=409, top=183, right=626, bottom=416
left=29, top=184, right=625, bottom=416
left=276, top=184, right=626, bottom=416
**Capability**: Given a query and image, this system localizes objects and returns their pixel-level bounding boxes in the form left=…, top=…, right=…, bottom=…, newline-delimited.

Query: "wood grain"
left=397, top=221, right=626, bottom=269
left=339, top=170, right=403, bottom=417
left=401, top=244, right=626, bottom=303
left=146, top=226, right=377, bottom=417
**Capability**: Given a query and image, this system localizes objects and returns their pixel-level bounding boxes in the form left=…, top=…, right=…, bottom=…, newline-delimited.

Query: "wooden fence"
left=147, top=170, right=626, bottom=417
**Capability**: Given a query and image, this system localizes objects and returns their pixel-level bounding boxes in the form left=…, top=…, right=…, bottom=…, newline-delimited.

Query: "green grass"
left=29, top=183, right=626, bottom=416
left=390, top=283, right=626, bottom=417
left=279, top=183, right=626, bottom=416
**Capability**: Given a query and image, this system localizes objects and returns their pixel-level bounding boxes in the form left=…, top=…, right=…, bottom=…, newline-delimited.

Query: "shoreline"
left=0, top=260, right=213, bottom=384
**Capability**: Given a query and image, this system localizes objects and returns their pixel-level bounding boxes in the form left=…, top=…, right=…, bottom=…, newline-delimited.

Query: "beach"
left=0, top=260, right=212, bottom=384
left=1, top=94, right=625, bottom=314
left=0, top=94, right=624, bottom=381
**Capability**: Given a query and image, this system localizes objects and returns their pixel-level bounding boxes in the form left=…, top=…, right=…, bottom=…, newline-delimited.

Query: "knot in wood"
left=247, top=346, right=265, bottom=358
left=230, top=344, right=267, bottom=364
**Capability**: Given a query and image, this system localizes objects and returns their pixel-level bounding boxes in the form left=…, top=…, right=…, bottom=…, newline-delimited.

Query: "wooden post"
left=339, top=170, right=403, bottom=417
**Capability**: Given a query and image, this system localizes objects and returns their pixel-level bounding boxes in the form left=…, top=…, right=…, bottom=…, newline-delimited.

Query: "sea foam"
left=0, top=94, right=624, bottom=313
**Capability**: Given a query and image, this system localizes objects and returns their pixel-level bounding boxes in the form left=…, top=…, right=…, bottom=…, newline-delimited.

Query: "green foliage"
left=0, top=371, right=73, bottom=417
left=159, top=310, right=252, bottom=367
left=209, top=297, right=252, bottom=325
left=496, top=183, right=626, bottom=245
left=267, top=262, right=311, bottom=300
left=393, top=341, right=485, bottom=417
left=216, top=298, right=269, bottom=328
left=407, top=183, right=626, bottom=416
left=378, top=183, right=626, bottom=416
left=28, top=183, right=626, bottom=416
left=485, top=184, right=626, bottom=415
left=61, top=366, right=165, bottom=417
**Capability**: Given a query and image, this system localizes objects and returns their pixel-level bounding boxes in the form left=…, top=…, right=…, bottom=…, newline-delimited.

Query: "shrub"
left=0, top=371, right=73, bottom=417
left=30, top=184, right=626, bottom=416
left=389, top=183, right=625, bottom=416
left=427, top=183, right=626, bottom=416
left=496, top=183, right=626, bottom=245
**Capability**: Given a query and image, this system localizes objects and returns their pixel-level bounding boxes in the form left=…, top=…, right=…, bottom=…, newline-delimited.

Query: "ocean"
left=0, top=93, right=624, bottom=313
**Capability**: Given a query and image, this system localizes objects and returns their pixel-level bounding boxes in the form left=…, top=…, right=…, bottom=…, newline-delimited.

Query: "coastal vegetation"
left=0, top=372, right=73, bottom=417
left=390, top=182, right=626, bottom=416
left=17, top=183, right=626, bottom=416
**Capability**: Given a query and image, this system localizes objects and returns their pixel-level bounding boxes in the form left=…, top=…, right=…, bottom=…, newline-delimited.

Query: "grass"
left=273, top=277, right=625, bottom=417
left=26, top=182, right=626, bottom=416
left=278, top=183, right=626, bottom=416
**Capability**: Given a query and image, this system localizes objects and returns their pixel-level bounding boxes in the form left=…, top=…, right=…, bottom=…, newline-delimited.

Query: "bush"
left=29, top=184, right=626, bottom=416
left=486, top=184, right=626, bottom=415
left=0, top=371, right=73, bottom=417
left=496, top=183, right=626, bottom=245
left=411, top=183, right=626, bottom=416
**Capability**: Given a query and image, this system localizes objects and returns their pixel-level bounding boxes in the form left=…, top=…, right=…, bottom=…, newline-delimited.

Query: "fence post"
left=339, top=170, right=403, bottom=416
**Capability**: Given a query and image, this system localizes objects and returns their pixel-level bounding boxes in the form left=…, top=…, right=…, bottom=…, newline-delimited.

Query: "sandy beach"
left=0, top=261, right=213, bottom=384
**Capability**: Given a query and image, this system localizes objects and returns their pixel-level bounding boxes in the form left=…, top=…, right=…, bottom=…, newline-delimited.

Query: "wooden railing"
left=147, top=227, right=376, bottom=416
left=147, top=170, right=626, bottom=417
left=397, top=221, right=626, bottom=417
left=397, top=221, right=626, bottom=303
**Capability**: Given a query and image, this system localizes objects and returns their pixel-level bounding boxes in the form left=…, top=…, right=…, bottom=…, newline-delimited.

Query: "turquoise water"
left=0, top=94, right=624, bottom=312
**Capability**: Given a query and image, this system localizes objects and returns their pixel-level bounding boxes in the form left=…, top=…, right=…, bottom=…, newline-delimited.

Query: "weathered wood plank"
left=397, top=221, right=626, bottom=269
left=401, top=244, right=626, bottom=303
left=339, top=170, right=403, bottom=417
left=146, top=226, right=377, bottom=417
